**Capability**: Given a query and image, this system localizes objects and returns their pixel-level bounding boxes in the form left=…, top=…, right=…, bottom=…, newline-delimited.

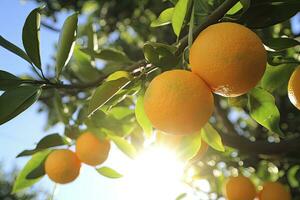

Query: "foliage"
left=1, top=0, right=300, bottom=199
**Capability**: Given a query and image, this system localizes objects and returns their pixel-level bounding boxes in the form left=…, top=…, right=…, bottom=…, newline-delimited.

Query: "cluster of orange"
left=224, top=175, right=291, bottom=200
left=144, top=22, right=300, bottom=136
left=44, top=132, right=110, bottom=184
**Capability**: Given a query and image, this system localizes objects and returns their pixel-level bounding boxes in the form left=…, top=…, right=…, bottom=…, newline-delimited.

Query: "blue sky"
left=0, top=1, right=300, bottom=200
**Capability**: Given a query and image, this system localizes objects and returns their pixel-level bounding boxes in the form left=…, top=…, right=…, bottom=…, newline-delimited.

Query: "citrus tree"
left=1, top=0, right=300, bottom=199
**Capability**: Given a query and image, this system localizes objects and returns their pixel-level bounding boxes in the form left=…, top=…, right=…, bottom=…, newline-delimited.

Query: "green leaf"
left=172, top=0, right=189, bottom=36
left=248, top=88, right=283, bottom=137
left=176, top=193, right=187, bottom=200
left=288, top=165, right=300, bottom=188
left=109, top=135, right=137, bottom=159
left=261, top=64, right=296, bottom=93
left=177, top=131, right=202, bottom=160
left=82, top=48, right=133, bottom=64
left=135, top=94, right=152, bottom=137
left=56, top=13, right=78, bottom=78
left=201, top=123, right=225, bottom=152
left=70, top=46, right=101, bottom=83
left=264, top=38, right=300, bottom=51
left=151, top=8, right=174, bottom=27
left=143, top=42, right=179, bottom=69
left=0, top=36, right=32, bottom=64
left=88, top=78, right=130, bottom=116
left=0, top=86, right=41, bottom=125
left=0, top=70, right=22, bottom=91
left=22, top=8, right=41, bottom=69
left=17, top=134, right=69, bottom=157
left=238, top=1, right=300, bottom=28
left=12, top=150, right=51, bottom=193
left=96, top=166, right=123, bottom=179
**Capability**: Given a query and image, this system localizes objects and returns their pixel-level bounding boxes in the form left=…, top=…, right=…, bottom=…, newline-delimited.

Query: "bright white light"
left=119, top=146, right=186, bottom=200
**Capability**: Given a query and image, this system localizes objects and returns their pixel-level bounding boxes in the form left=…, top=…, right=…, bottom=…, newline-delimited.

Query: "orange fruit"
left=288, top=66, right=300, bottom=110
left=224, top=176, right=256, bottom=200
left=144, top=70, right=214, bottom=135
left=258, top=182, right=291, bottom=200
left=45, top=149, right=81, bottom=184
left=76, top=132, right=111, bottom=166
left=190, top=22, right=267, bottom=97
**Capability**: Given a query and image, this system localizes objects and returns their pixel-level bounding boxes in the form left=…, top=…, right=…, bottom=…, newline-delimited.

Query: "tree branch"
left=29, top=0, right=239, bottom=90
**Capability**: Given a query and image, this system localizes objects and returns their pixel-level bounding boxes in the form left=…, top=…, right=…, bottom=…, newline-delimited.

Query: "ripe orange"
left=258, top=182, right=291, bottom=200
left=45, top=149, right=81, bottom=184
left=288, top=66, right=300, bottom=110
left=144, top=70, right=214, bottom=135
left=190, top=22, right=267, bottom=97
left=224, top=176, right=256, bottom=200
left=76, top=132, right=111, bottom=166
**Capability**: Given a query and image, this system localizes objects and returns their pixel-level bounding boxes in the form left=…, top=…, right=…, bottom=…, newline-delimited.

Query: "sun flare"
left=119, top=146, right=186, bottom=200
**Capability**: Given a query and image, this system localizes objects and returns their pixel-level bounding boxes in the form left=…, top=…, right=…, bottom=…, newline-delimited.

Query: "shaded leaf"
left=201, top=123, right=225, bottom=152
left=88, top=78, right=130, bottom=116
left=96, top=166, right=123, bottom=179
left=12, top=150, right=51, bottom=193
left=0, top=86, right=41, bottom=125
left=56, top=13, right=78, bottom=78
left=264, top=38, right=300, bottom=51
left=17, top=134, right=69, bottom=157
left=238, top=1, right=300, bottom=28
left=172, top=0, right=189, bottom=36
left=0, top=36, right=32, bottom=64
left=248, top=88, right=283, bottom=137
left=0, top=70, right=22, bottom=91
left=22, top=8, right=41, bottom=69
left=135, top=94, right=152, bottom=137
left=109, top=135, right=137, bottom=159
left=176, top=193, right=187, bottom=200
left=151, top=8, right=174, bottom=27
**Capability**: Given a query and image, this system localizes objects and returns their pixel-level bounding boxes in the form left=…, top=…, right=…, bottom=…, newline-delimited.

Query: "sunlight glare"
left=119, top=146, right=186, bottom=200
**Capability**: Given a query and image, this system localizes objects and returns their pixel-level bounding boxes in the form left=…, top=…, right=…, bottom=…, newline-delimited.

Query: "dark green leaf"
left=88, top=78, right=130, bottom=116
left=0, top=36, right=32, bottom=64
left=264, top=38, right=300, bottom=51
left=248, top=88, right=283, bottom=137
left=151, top=8, right=174, bottom=27
left=109, top=135, right=137, bottom=159
left=135, top=94, right=152, bottom=138
left=0, top=70, right=22, bottom=91
left=0, top=86, right=41, bottom=125
left=96, top=166, right=123, bottom=179
left=201, top=123, right=225, bottom=152
left=56, top=13, right=78, bottom=78
left=172, top=0, right=189, bottom=36
left=22, top=8, right=41, bottom=69
left=12, top=150, right=51, bottom=193
left=17, top=134, right=69, bottom=157
left=238, top=1, right=300, bottom=28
